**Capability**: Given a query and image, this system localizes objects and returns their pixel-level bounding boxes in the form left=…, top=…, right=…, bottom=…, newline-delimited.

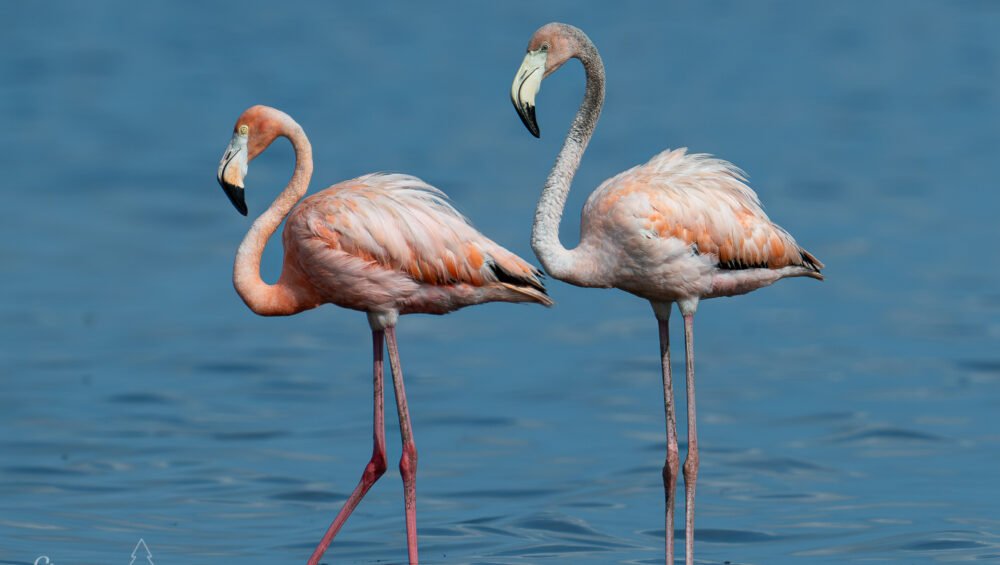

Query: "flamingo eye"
left=238, top=125, right=249, bottom=135
left=540, top=42, right=549, bottom=52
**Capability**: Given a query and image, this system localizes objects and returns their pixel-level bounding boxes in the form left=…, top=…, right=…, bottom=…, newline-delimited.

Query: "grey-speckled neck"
left=531, top=25, right=605, bottom=285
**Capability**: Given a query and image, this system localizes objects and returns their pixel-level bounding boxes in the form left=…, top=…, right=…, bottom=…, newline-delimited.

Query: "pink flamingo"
left=511, top=23, right=823, bottom=565
left=215, top=105, right=552, bottom=565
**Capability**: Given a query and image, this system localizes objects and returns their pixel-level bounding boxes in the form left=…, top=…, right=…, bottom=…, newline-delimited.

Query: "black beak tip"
left=219, top=178, right=248, bottom=216
left=518, top=103, right=540, bottom=138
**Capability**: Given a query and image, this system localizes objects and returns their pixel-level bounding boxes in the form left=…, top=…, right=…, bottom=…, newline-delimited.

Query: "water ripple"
left=210, top=430, right=288, bottom=441
left=106, top=391, right=178, bottom=405
left=797, top=529, right=999, bottom=557
left=271, top=489, right=345, bottom=502
left=827, top=426, right=947, bottom=445
left=727, top=455, right=832, bottom=475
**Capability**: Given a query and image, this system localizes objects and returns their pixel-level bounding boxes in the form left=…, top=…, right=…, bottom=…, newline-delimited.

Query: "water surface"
left=2, top=1, right=999, bottom=564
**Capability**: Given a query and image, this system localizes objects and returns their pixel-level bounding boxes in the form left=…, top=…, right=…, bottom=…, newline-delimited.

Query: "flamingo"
left=510, top=23, right=823, bottom=565
left=215, top=105, right=552, bottom=565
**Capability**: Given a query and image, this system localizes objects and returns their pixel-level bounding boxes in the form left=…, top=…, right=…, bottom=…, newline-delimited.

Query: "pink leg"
left=659, top=318, right=680, bottom=565
left=385, top=327, right=419, bottom=565
left=307, top=330, right=388, bottom=565
left=682, top=314, right=699, bottom=565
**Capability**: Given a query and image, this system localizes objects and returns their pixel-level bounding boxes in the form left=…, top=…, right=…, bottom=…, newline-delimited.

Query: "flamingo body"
left=575, top=148, right=822, bottom=301
left=284, top=172, right=549, bottom=315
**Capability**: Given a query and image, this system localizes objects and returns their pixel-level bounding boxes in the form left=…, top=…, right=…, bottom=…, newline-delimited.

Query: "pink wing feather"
left=584, top=148, right=823, bottom=272
left=283, top=173, right=548, bottom=311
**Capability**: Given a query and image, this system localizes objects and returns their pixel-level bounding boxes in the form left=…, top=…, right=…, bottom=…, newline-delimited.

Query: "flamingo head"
left=511, top=22, right=583, bottom=138
left=217, top=105, right=286, bottom=216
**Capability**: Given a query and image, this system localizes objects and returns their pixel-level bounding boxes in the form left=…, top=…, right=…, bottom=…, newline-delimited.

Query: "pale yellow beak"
left=217, top=129, right=249, bottom=215
left=511, top=50, right=547, bottom=137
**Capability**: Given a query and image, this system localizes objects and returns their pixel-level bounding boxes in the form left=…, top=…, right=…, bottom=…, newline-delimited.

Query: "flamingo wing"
left=586, top=148, right=823, bottom=272
left=287, top=173, right=547, bottom=296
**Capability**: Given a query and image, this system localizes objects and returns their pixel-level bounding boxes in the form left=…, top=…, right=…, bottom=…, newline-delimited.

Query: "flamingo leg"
left=659, top=317, right=680, bottom=565
left=682, top=314, right=699, bottom=565
left=307, top=330, right=388, bottom=565
left=385, top=326, right=419, bottom=564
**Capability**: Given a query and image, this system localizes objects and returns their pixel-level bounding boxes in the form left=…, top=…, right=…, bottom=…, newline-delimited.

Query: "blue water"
left=2, top=1, right=999, bottom=564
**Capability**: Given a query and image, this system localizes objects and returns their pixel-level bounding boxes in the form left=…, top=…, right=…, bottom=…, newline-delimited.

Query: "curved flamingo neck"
left=233, top=116, right=318, bottom=316
left=531, top=34, right=605, bottom=286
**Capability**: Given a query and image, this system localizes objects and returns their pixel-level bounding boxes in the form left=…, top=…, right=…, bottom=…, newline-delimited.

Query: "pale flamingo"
left=215, top=105, right=552, bottom=565
left=510, top=23, right=823, bottom=565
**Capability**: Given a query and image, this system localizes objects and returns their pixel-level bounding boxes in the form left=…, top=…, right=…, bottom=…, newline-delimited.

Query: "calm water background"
left=2, top=1, right=999, bottom=563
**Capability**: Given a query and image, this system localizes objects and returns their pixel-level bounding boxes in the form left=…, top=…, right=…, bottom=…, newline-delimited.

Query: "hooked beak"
left=511, top=50, right=547, bottom=137
left=217, top=130, right=249, bottom=216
